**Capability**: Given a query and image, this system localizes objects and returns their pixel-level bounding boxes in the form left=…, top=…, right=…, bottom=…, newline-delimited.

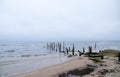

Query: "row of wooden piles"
left=46, top=42, right=120, bottom=61
left=46, top=42, right=86, bottom=57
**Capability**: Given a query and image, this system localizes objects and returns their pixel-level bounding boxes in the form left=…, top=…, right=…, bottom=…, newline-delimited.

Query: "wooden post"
left=56, top=43, right=57, bottom=51
left=78, top=50, right=81, bottom=56
left=66, top=47, right=69, bottom=55
left=99, top=50, right=102, bottom=53
left=72, top=44, right=75, bottom=56
left=94, top=42, right=96, bottom=49
left=60, top=43, right=62, bottom=52
left=101, top=54, right=104, bottom=59
left=118, top=52, right=120, bottom=62
left=58, top=42, right=61, bottom=53
left=63, top=42, right=65, bottom=51
left=88, top=46, right=92, bottom=57
left=99, top=50, right=103, bottom=59
left=83, top=47, right=85, bottom=54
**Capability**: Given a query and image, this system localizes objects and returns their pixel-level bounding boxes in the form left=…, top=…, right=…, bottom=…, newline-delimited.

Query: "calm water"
left=0, top=41, right=120, bottom=76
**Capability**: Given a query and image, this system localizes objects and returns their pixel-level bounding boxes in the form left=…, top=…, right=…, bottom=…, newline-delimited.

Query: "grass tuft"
left=102, top=49, right=120, bottom=57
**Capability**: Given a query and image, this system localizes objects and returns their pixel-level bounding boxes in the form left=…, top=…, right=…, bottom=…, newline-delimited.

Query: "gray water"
left=0, top=41, right=120, bottom=57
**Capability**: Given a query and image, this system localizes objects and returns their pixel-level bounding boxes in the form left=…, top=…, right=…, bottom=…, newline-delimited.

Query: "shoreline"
left=8, top=55, right=93, bottom=77
left=8, top=55, right=120, bottom=77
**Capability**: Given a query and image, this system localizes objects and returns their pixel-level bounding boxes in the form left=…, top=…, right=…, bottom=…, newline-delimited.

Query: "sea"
left=0, top=41, right=120, bottom=77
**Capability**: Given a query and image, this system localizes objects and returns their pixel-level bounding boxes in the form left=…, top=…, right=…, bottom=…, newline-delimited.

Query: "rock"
left=98, top=69, right=109, bottom=75
left=59, top=73, right=68, bottom=77
left=99, top=64, right=107, bottom=66
left=114, top=66, right=120, bottom=72
left=109, top=69, right=115, bottom=73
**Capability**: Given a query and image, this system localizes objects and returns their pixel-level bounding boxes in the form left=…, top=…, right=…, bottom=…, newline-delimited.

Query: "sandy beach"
left=7, top=55, right=120, bottom=77
left=8, top=55, right=93, bottom=77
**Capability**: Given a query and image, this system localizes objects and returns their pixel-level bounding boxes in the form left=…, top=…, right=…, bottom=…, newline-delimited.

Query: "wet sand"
left=8, top=55, right=93, bottom=77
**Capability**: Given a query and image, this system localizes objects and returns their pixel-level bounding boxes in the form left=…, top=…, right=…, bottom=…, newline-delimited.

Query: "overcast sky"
left=0, top=0, right=120, bottom=42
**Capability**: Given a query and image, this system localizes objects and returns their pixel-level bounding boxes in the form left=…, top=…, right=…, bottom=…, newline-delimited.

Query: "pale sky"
left=0, top=0, right=120, bottom=42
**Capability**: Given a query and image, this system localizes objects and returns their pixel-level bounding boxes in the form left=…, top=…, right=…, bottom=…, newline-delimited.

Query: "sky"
left=0, top=0, right=120, bottom=42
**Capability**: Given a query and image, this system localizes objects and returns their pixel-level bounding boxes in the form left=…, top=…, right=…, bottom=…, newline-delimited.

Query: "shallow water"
left=0, top=53, right=67, bottom=77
